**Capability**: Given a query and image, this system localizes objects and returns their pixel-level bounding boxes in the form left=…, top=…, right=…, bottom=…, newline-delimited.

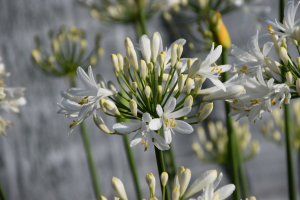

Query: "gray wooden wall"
left=0, top=0, right=298, bottom=200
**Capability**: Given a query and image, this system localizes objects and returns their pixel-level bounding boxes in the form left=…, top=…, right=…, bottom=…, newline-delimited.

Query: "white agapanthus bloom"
left=149, top=97, right=193, bottom=144
left=113, top=113, right=169, bottom=151
left=189, top=173, right=235, bottom=200
left=0, top=87, right=26, bottom=113
left=184, top=43, right=232, bottom=91
left=0, top=57, right=10, bottom=78
left=62, top=66, right=117, bottom=134
left=0, top=116, right=13, bottom=136
left=231, top=31, right=274, bottom=76
left=265, top=1, right=300, bottom=43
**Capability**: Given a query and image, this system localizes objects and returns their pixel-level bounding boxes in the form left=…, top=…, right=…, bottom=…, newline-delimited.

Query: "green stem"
left=123, top=135, right=143, bottom=200
left=0, top=183, right=6, bottom=200
left=163, top=143, right=177, bottom=189
left=237, top=144, right=249, bottom=198
left=134, top=0, right=147, bottom=35
left=70, top=76, right=101, bottom=199
left=221, top=49, right=240, bottom=200
left=155, top=128, right=170, bottom=200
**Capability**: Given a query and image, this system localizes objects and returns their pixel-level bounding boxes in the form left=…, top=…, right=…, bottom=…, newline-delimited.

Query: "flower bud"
left=140, top=60, right=147, bottom=80
left=158, top=53, right=165, bottom=69
left=129, top=99, right=137, bottom=117
left=124, top=37, right=133, bottom=47
left=139, top=35, right=151, bottom=64
left=93, top=115, right=111, bottom=134
left=172, top=187, right=180, bottom=200
left=148, top=62, right=154, bottom=73
left=177, top=45, right=183, bottom=59
left=273, top=130, right=281, bottom=142
left=111, top=177, right=128, bottom=200
left=111, top=54, right=119, bottom=72
left=117, top=54, right=124, bottom=71
left=31, top=49, right=42, bottom=64
left=126, top=47, right=138, bottom=70
left=191, top=142, right=204, bottom=159
left=251, top=140, right=260, bottom=156
left=208, top=121, right=217, bottom=141
left=296, top=78, right=300, bottom=96
left=171, top=44, right=178, bottom=67
left=100, top=195, right=107, bottom=200
left=104, top=100, right=121, bottom=115
left=197, top=103, right=213, bottom=123
left=162, top=73, right=170, bottom=81
left=205, top=141, right=213, bottom=152
left=52, top=40, right=60, bottom=54
left=151, top=32, right=160, bottom=62
left=197, top=126, right=206, bottom=143
left=294, top=26, right=300, bottom=41
left=286, top=71, right=293, bottom=86
left=100, top=98, right=106, bottom=113
left=216, top=12, right=231, bottom=49
left=264, top=57, right=281, bottom=75
left=146, top=173, right=156, bottom=196
left=132, top=82, right=138, bottom=92
left=188, top=59, right=202, bottom=78
left=124, top=57, right=130, bottom=70
left=90, top=56, right=97, bottom=66
left=184, top=95, right=193, bottom=107
left=186, top=78, right=194, bottom=94
left=249, top=197, right=257, bottom=200
left=179, top=168, right=191, bottom=196
left=279, top=47, right=289, bottom=65
left=271, top=35, right=280, bottom=52
left=187, top=59, right=194, bottom=69
left=176, top=61, right=182, bottom=75
left=178, top=74, right=185, bottom=93
left=194, top=76, right=203, bottom=94
left=157, top=85, right=162, bottom=94
left=145, top=86, right=151, bottom=98
left=161, top=172, right=168, bottom=187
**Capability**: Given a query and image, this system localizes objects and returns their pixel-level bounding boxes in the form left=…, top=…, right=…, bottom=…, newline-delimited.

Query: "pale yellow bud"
left=124, top=37, right=133, bottom=47
left=145, top=86, right=151, bottom=98
left=111, top=54, right=119, bottom=72
left=171, top=44, right=178, bottom=67
left=187, top=59, right=194, bottom=69
left=197, top=126, right=206, bottom=143
left=117, top=54, right=124, bottom=71
left=132, top=82, right=138, bottom=92
left=31, top=49, right=42, bottom=64
left=273, top=130, right=281, bottom=142
left=249, top=197, right=257, bottom=200
left=297, top=57, right=300, bottom=71
left=151, top=32, right=160, bottom=62
left=126, top=47, right=138, bottom=70
left=160, top=172, right=168, bottom=187
left=129, top=99, right=137, bottom=117
left=157, top=85, right=162, bottom=94
left=191, top=142, right=204, bottom=159
left=176, top=61, right=182, bottom=75
left=179, top=168, right=191, bottom=196
left=162, top=73, right=170, bottom=82
left=111, top=177, right=128, bottom=200
left=104, top=100, right=120, bottom=115
left=90, top=56, right=97, bottom=66
left=296, top=79, right=300, bottom=96
left=197, top=103, right=213, bottom=123
left=184, top=95, right=193, bottom=107
left=172, top=187, right=180, bottom=200
left=124, top=57, right=130, bottom=70
left=100, top=98, right=106, bottom=113
left=212, top=193, right=219, bottom=200
left=52, top=40, right=60, bottom=54
left=186, top=78, right=194, bottom=94
left=205, top=141, right=213, bottom=152
left=264, top=57, right=281, bottom=75
left=178, top=74, right=185, bottom=93
left=98, top=48, right=104, bottom=57
left=177, top=166, right=185, bottom=183
left=285, top=71, right=293, bottom=86
left=93, top=115, right=111, bottom=134
left=208, top=122, right=217, bottom=141
left=0, top=88, right=5, bottom=100
left=139, top=60, right=147, bottom=80
left=194, top=76, right=203, bottom=94
left=100, top=195, right=107, bottom=200
left=146, top=173, right=156, bottom=196
left=279, top=47, right=289, bottom=65
left=158, top=54, right=165, bottom=69
left=80, top=39, right=86, bottom=51
left=177, top=45, right=183, bottom=59
left=294, top=26, right=300, bottom=41
left=251, top=140, right=260, bottom=156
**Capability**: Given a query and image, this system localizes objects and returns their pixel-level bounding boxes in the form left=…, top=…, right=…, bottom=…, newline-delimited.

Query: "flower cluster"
left=192, top=121, right=260, bottom=163
left=104, top=166, right=235, bottom=200
left=226, top=1, right=300, bottom=122
left=32, top=26, right=102, bottom=77
left=0, top=55, right=26, bottom=136
left=57, top=32, right=247, bottom=151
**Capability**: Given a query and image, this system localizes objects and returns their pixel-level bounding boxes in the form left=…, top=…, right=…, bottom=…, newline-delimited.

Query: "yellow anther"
left=87, top=99, right=89, bottom=103
left=231, top=106, right=240, bottom=111
left=217, top=68, right=222, bottom=74
left=69, top=120, right=77, bottom=128
left=284, top=97, right=288, bottom=103
left=272, top=98, right=276, bottom=105
left=170, top=117, right=175, bottom=127
left=166, top=118, right=169, bottom=127
left=173, top=123, right=177, bottom=127
left=84, top=96, right=89, bottom=99
left=144, top=143, right=148, bottom=152
left=233, top=99, right=238, bottom=104
left=280, top=105, right=282, bottom=109
left=267, top=26, right=273, bottom=31
left=214, top=63, right=219, bottom=69
left=211, top=67, right=216, bottom=72
left=242, top=66, right=247, bottom=70
left=270, top=31, right=275, bottom=35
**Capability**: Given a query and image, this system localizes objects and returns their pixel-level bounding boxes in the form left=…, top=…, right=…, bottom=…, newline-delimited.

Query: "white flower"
left=265, top=1, right=300, bottom=43
left=0, top=87, right=26, bottom=113
left=231, top=31, right=273, bottom=76
left=113, top=113, right=169, bottom=151
left=184, top=43, right=232, bottom=91
left=0, top=116, right=13, bottom=136
left=149, top=97, right=193, bottom=144
left=0, top=56, right=10, bottom=78
left=63, top=66, right=117, bottom=134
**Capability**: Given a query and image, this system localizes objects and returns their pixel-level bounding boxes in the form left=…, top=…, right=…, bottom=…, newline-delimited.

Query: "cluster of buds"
left=260, top=99, right=300, bottom=150
left=31, top=25, right=102, bottom=77
left=192, top=121, right=260, bottom=163
left=57, top=31, right=247, bottom=151
left=103, top=166, right=235, bottom=200
left=0, top=55, right=26, bottom=136
left=78, top=0, right=158, bottom=24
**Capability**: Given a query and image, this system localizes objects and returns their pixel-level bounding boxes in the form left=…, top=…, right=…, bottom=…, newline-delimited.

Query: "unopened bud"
left=197, top=103, right=213, bottom=123
left=52, top=40, right=60, bottom=54
left=172, top=187, right=180, bottom=200
left=31, top=49, right=42, bottom=64
left=184, top=95, right=193, bottom=107
left=191, top=142, right=204, bottom=159
left=194, top=76, right=203, bottom=94
left=177, top=45, right=183, bottom=59
left=111, top=54, right=119, bottom=72
left=80, top=39, right=86, bottom=50
left=197, top=126, right=206, bottom=143
left=148, top=62, right=154, bottom=72
left=129, top=99, right=137, bottom=117
left=132, top=82, right=138, bottom=92
left=100, top=98, right=106, bottom=113
left=216, top=12, right=231, bottom=49
left=157, top=85, right=162, bottom=94
left=279, top=47, right=289, bottom=65
left=145, top=86, right=151, bottom=98
left=124, top=57, right=130, bottom=70
left=139, top=60, right=147, bottom=80
left=296, top=78, right=300, bottom=96
left=151, top=32, right=160, bottom=62
left=94, top=115, right=111, bottom=133
left=187, top=59, right=194, bottom=69
left=176, top=61, right=182, bottom=75
left=100, top=195, right=107, bottom=200
left=146, top=173, right=156, bottom=196
left=124, top=37, right=133, bottom=47
left=161, top=172, right=168, bottom=187
left=251, top=140, right=260, bottom=156
left=286, top=71, right=294, bottom=86
left=104, top=100, right=120, bottom=115
left=186, top=78, right=194, bottom=94
left=205, top=141, right=213, bottom=152
left=117, top=54, right=124, bottom=71
left=179, top=168, right=191, bottom=196
left=158, top=54, right=165, bottom=69
left=178, top=74, right=185, bottom=93
left=273, top=130, right=281, bottom=142
left=112, top=177, right=128, bottom=200
left=126, top=47, right=138, bottom=70
left=171, top=44, right=178, bottom=67
left=271, top=35, right=280, bottom=52
left=264, top=57, right=281, bottom=75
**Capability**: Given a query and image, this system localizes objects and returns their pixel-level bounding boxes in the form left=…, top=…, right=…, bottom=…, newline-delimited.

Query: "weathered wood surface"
left=0, top=0, right=298, bottom=199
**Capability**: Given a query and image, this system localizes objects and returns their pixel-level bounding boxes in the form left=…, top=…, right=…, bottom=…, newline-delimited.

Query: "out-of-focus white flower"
left=0, top=87, right=26, bottom=113
left=0, top=116, right=14, bottom=136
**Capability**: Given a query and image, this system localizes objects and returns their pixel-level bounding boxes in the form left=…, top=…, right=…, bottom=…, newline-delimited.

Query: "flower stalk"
left=0, top=183, right=6, bottom=200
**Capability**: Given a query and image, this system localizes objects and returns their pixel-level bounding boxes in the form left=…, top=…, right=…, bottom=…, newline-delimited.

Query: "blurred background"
left=0, top=0, right=299, bottom=199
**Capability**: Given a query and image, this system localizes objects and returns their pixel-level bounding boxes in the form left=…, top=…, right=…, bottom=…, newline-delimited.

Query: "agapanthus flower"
left=0, top=87, right=26, bottom=113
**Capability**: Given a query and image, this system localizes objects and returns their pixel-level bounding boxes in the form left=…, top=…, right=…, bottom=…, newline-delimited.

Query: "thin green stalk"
left=0, top=183, right=6, bottom=200
left=279, top=1, right=297, bottom=199
left=155, top=128, right=170, bottom=200
left=163, top=143, right=177, bottom=189
left=237, top=142, right=249, bottom=198
left=221, top=49, right=240, bottom=200
left=70, top=77, right=101, bottom=199
left=134, top=0, right=147, bottom=35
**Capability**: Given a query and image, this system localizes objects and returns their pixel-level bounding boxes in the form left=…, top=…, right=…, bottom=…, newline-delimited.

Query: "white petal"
left=139, top=35, right=151, bottom=63
left=77, top=103, right=94, bottom=122
left=142, top=113, right=152, bottom=123
left=262, top=42, right=273, bottom=57
left=231, top=44, right=257, bottom=62
left=113, top=122, right=142, bottom=134
left=169, top=107, right=191, bottom=118
left=209, top=45, right=222, bottom=64
left=208, top=77, right=226, bottom=91
left=88, top=66, right=97, bottom=86
left=77, top=67, right=97, bottom=89
left=164, top=97, right=176, bottom=114
left=164, top=128, right=172, bottom=144
left=130, top=130, right=144, bottom=147
left=68, top=88, right=97, bottom=97
left=215, top=184, right=235, bottom=199
left=151, top=130, right=170, bottom=150
left=173, top=120, right=194, bottom=134
left=149, top=118, right=163, bottom=130
left=156, top=105, right=164, bottom=117
left=247, top=31, right=264, bottom=61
